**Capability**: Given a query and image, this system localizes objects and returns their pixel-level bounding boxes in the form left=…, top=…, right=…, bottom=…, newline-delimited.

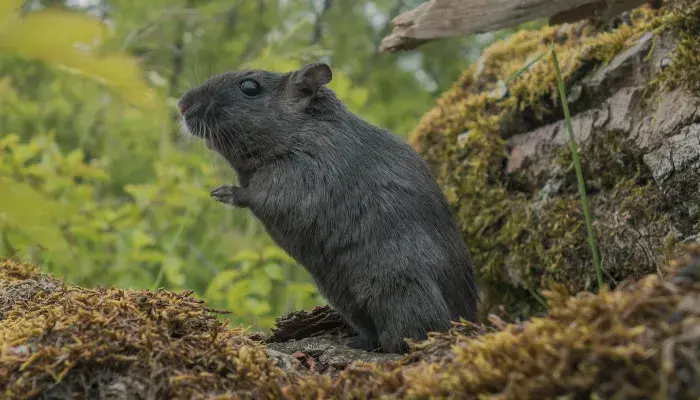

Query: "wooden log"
left=550, top=0, right=647, bottom=25
left=379, top=0, right=649, bottom=53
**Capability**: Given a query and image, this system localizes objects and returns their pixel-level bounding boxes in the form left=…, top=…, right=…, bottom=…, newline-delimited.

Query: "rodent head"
left=177, top=62, right=338, bottom=170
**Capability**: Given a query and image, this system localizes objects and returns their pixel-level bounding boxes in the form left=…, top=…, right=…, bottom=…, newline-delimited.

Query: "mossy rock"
left=1, top=247, right=699, bottom=398
left=409, top=0, right=700, bottom=319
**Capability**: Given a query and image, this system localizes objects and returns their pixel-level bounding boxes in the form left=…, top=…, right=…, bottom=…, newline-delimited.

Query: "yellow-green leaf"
left=230, top=250, right=260, bottom=264
left=249, top=275, right=272, bottom=296
left=0, top=0, right=21, bottom=27
left=205, top=269, right=242, bottom=300
left=0, top=175, right=73, bottom=263
left=261, top=245, right=295, bottom=264
left=131, top=230, right=156, bottom=249
left=163, top=256, right=185, bottom=287
left=0, top=8, right=157, bottom=108
left=263, top=263, right=285, bottom=281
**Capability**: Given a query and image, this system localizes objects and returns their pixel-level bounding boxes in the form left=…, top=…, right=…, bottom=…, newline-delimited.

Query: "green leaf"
left=0, top=133, right=19, bottom=148
left=226, top=280, right=253, bottom=308
left=249, top=275, right=272, bottom=296
left=0, top=175, right=73, bottom=263
left=243, top=297, right=271, bottom=316
left=11, top=139, right=43, bottom=164
left=230, top=250, right=261, bottom=264
left=163, top=255, right=185, bottom=287
left=263, top=263, right=285, bottom=281
left=205, top=269, right=242, bottom=301
left=261, top=246, right=294, bottom=264
left=131, top=229, right=156, bottom=249
left=0, top=8, right=157, bottom=108
left=64, top=148, right=85, bottom=169
left=124, top=184, right=160, bottom=208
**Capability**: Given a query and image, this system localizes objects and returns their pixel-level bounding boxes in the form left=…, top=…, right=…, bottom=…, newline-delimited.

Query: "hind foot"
left=345, top=335, right=379, bottom=352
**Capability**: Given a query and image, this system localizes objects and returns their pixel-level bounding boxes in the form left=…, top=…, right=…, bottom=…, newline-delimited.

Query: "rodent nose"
left=177, top=99, right=188, bottom=115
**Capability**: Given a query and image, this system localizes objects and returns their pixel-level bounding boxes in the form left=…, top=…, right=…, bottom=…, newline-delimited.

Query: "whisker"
left=203, top=122, right=222, bottom=185
left=202, top=102, right=215, bottom=120
left=220, top=110, right=258, bottom=167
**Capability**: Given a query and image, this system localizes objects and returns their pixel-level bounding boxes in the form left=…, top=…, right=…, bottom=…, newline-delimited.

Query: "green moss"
left=533, top=129, right=677, bottom=288
left=408, top=4, right=694, bottom=317
left=651, top=0, right=700, bottom=94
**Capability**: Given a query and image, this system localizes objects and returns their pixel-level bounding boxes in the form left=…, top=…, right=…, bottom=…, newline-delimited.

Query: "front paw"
left=210, top=184, right=245, bottom=207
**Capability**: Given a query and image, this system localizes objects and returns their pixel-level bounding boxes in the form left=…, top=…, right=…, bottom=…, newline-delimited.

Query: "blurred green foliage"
left=0, top=0, right=526, bottom=329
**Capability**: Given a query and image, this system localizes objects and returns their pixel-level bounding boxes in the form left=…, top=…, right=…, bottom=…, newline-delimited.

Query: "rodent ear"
left=295, top=63, right=332, bottom=96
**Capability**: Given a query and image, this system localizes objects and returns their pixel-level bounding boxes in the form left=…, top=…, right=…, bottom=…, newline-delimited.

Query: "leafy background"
left=0, top=0, right=531, bottom=330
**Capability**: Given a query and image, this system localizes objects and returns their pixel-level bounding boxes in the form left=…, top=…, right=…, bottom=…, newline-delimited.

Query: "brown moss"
left=0, top=259, right=287, bottom=399
left=407, top=3, right=697, bottom=318
left=282, top=245, right=700, bottom=399
left=1, top=247, right=699, bottom=398
left=0, top=258, right=41, bottom=282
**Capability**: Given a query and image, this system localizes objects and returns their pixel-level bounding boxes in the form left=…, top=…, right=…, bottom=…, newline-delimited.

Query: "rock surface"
left=505, top=30, right=699, bottom=176
left=408, top=3, right=700, bottom=317
left=262, top=305, right=403, bottom=377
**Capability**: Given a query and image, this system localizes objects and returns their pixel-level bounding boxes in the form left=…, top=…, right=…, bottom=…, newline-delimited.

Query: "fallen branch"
left=379, top=0, right=648, bottom=52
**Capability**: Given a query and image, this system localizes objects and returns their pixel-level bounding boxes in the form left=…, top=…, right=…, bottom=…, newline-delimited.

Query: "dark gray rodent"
left=177, top=62, right=479, bottom=354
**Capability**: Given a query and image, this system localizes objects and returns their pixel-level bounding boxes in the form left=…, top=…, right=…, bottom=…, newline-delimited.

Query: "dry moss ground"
left=0, top=259, right=287, bottom=399
left=1, top=247, right=699, bottom=399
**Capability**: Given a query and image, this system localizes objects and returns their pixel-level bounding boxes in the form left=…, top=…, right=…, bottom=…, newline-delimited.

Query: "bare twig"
left=311, top=0, right=333, bottom=45
left=168, top=0, right=195, bottom=136
left=356, top=0, right=405, bottom=86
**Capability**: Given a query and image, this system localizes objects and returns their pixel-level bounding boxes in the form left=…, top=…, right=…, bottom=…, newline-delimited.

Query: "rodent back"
left=295, top=121, right=480, bottom=323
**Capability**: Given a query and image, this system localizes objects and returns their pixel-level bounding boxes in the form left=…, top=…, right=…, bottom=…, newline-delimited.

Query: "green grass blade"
left=507, top=51, right=548, bottom=83
left=551, top=49, right=604, bottom=290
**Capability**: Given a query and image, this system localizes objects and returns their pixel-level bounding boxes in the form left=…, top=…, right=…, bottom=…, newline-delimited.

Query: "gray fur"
left=178, top=63, right=479, bottom=354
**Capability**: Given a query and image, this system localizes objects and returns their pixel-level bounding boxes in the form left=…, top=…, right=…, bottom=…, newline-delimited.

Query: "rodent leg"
left=210, top=184, right=249, bottom=208
left=369, top=280, right=452, bottom=354
left=343, top=308, right=379, bottom=351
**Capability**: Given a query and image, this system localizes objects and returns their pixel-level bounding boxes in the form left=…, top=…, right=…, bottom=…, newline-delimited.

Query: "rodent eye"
left=239, top=79, right=262, bottom=97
